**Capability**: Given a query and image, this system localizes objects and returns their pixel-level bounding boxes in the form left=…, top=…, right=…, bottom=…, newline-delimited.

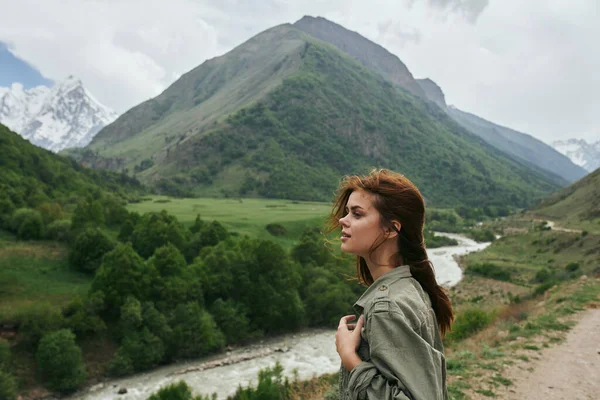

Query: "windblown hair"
left=327, top=169, right=454, bottom=336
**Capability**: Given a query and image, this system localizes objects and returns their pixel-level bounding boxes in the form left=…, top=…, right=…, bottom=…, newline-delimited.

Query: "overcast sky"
left=1, top=0, right=598, bottom=143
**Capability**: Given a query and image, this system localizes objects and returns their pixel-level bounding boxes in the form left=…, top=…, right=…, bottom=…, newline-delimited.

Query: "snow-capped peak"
left=0, top=76, right=118, bottom=152
left=552, top=138, right=600, bottom=173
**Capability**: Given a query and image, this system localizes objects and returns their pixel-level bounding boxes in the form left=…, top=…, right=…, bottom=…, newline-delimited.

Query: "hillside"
left=73, top=22, right=561, bottom=207
left=414, top=79, right=587, bottom=183
left=532, top=168, right=600, bottom=231
left=0, top=123, right=141, bottom=209
left=446, top=106, right=587, bottom=183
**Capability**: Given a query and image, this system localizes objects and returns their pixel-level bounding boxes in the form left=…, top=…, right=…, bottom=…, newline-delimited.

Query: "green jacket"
left=338, top=265, right=448, bottom=400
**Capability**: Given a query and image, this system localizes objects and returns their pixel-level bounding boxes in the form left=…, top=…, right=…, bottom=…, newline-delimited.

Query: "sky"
left=0, top=0, right=598, bottom=144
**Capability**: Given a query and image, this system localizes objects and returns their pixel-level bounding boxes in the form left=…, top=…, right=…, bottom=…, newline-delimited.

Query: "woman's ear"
left=387, top=221, right=401, bottom=238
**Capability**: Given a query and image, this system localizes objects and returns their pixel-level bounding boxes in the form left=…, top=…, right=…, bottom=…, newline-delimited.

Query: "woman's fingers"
left=338, top=314, right=357, bottom=330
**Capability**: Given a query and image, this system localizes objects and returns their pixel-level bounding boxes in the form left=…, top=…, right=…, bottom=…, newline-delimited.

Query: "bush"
left=228, top=362, right=291, bottom=400
left=565, top=262, right=580, bottom=272
left=45, top=219, right=72, bottom=242
left=18, top=304, right=65, bottom=347
left=465, top=263, right=511, bottom=282
left=0, top=371, right=17, bottom=400
left=36, top=202, right=64, bottom=225
left=209, top=299, right=255, bottom=344
left=169, top=302, right=224, bottom=359
left=447, top=308, right=493, bottom=342
left=130, top=210, right=189, bottom=259
left=106, top=351, right=134, bottom=377
left=36, top=329, right=87, bottom=393
left=69, top=228, right=115, bottom=273
left=265, top=223, right=287, bottom=237
left=10, top=208, right=44, bottom=240
left=468, top=229, right=495, bottom=243
left=148, top=380, right=216, bottom=400
left=119, top=328, right=164, bottom=371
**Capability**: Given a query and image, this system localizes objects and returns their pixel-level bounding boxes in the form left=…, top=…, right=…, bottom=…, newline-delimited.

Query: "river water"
left=69, top=232, right=490, bottom=400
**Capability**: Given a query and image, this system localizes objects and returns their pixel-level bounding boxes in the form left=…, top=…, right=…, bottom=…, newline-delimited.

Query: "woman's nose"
left=339, top=215, right=349, bottom=226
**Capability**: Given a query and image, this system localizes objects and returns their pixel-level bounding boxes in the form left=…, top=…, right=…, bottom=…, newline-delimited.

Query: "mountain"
left=0, top=123, right=142, bottom=208
left=0, top=76, right=118, bottom=152
left=414, top=79, right=587, bottom=183
left=75, top=19, right=561, bottom=207
left=552, top=138, right=600, bottom=173
left=293, top=16, right=426, bottom=99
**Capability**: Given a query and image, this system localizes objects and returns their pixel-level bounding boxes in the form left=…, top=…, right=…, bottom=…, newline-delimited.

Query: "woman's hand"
left=336, top=314, right=364, bottom=371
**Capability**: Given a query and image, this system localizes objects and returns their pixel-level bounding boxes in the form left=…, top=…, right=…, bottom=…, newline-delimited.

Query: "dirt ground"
left=494, top=307, right=600, bottom=400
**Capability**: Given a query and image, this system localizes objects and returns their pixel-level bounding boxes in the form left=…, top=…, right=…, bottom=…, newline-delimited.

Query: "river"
left=68, top=232, right=490, bottom=400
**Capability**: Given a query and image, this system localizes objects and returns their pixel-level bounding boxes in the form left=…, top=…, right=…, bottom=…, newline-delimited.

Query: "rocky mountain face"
left=552, top=139, right=600, bottom=173
left=0, top=76, right=117, bottom=152
left=293, top=16, right=426, bottom=99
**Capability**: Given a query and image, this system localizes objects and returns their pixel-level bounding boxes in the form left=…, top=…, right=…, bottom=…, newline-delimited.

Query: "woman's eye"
left=353, top=212, right=361, bottom=218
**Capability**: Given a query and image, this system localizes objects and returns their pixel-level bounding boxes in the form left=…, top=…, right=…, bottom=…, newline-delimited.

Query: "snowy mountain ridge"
left=552, top=138, right=600, bottom=173
left=0, top=76, right=118, bottom=152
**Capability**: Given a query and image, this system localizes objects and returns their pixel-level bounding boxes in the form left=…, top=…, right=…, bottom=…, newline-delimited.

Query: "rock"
left=118, top=388, right=127, bottom=394
left=90, top=383, right=105, bottom=392
left=580, top=275, right=588, bottom=281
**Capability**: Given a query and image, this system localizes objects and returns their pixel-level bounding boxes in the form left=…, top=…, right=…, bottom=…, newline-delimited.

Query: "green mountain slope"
left=73, top=23, right=560, bottom=207
left=533, top=168, right=600, bottom=226
left=0, top=123, right=141, bottom=208
left=415, top=79, right=587, bottom=183
left=293, top=16, right=426, bottom=99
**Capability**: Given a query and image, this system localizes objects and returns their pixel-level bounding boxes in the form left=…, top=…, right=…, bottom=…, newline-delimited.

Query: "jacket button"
left=379, top=285, right=388, bottom=291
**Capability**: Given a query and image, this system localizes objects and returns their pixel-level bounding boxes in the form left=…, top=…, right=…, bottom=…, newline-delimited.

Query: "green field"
left=0, top=231, right=91, bottom=321
left=127, top=196, right=333, bottom=247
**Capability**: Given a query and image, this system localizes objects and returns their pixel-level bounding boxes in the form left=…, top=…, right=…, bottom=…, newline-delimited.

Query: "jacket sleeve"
left=344, top=300, right=446, bottom=400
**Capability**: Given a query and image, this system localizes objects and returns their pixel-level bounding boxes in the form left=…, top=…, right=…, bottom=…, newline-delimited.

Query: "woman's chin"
left=340, top=243, right=354, bottom=254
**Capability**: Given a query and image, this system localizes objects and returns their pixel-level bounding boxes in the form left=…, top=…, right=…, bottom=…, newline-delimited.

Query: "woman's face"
left=338, top=189, right=384, bottom=258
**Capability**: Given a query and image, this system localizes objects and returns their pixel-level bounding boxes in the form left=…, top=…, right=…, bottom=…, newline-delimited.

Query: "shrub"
left=17, top=304, right=65, bottom=347
left=36, top=329, right=87, bottom=393
left=169, top=302, right=224, bottom=359
left=36, top=202, right=64, bottom=225
left=11, top=208, right=44, bottom=240
left=265, top=223, right=287, bottom=237
left=147, top=380, right=216, bottom=400
left=0, top=371, right=17, bottom=400
left=45, top=220, right=72, bottom=242
left=565, top=262, right=580, bottom=272
left=228, top=362, right=291, bottom=400
left=466, top=263, right=511, bottom=282
left=119, top=328, right=164, bottom=371
left=534, top=268, right=552, bottom=283
left=69, top=228, right=115, bottom=273
left=468, top=229, right=495, bottom=243
left=106, top=351, right=134, bottom=377
left=447, top=308, right=493, bottom=341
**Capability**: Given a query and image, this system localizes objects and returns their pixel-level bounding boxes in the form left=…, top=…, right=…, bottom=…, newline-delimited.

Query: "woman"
left=330, top=169, right=453, bottom=400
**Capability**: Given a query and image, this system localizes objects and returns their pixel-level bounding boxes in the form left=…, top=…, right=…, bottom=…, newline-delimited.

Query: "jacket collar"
left=353, top=264, right=412, bottom=313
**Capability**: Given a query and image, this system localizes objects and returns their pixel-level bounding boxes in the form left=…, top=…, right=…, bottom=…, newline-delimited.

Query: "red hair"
left=328, top=169, right=454, bottom=336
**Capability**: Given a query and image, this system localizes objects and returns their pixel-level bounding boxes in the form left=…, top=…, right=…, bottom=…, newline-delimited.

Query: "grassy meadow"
left=127, top=196, right=333, bottom=247
left=0, top=231, right=91, bottom=322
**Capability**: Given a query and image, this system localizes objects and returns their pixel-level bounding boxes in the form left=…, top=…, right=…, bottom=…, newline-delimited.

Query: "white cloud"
left=0, top=0, right=598, bottom=142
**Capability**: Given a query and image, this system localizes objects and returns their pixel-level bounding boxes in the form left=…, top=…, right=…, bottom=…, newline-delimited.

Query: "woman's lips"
left=341, top=232, right=351, bottom=241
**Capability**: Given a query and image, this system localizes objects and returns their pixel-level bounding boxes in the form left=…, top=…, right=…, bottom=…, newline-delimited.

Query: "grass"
left=127, top=196, right=332, bottom=248
left=0, top=231, right=91, bottom=321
